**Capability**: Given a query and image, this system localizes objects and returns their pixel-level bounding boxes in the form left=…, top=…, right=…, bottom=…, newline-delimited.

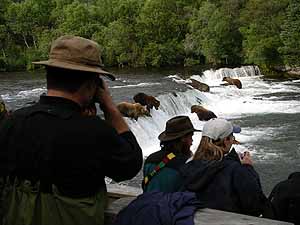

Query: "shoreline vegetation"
left=0, top=0, right=299, bottom=79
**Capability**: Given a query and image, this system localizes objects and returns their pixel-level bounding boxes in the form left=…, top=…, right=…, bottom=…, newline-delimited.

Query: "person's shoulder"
left=180, top=159, right=213, bottom=175
left=223, top=157, right=241, bottom=168
left=288, top=172, right=300, bottom=181
left=145, top=149, right=165, bottom=163
left=13, top=104, right=35, bottom=115
left=277, top=172, right=300, bottom=190
left=77, top=115, right=116, bottom=132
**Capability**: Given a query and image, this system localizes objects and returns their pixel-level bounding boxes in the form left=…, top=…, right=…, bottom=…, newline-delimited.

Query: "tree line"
left=0, top=0, right=299, bottom=75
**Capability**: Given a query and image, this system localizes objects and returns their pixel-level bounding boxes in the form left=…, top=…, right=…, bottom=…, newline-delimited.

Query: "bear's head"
left=191, top=105, right=198, bottom=113
left=222, top=77, right=229, bottom=81
left=135, top=103, right=151, bottom=117
left=148, top=96, right=160, bottom=110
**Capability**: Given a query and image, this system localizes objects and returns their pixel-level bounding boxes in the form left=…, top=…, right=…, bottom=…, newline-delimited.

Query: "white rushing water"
left=124, top=66, right=300, bottom=157
left=1, top=66, right=300, bottom=160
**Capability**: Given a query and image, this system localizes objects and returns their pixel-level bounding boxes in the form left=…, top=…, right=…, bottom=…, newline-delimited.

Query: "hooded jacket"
left=269, top=172, right=300, bottom=225
left=112, top=191, right=203, bottom=225
left=180, top=149, right=272, bottom=217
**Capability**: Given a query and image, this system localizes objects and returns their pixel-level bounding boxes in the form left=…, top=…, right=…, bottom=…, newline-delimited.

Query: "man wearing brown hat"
left=0, top=35, right=143, bottom=225
left=142, top=115, right=200, bottom=192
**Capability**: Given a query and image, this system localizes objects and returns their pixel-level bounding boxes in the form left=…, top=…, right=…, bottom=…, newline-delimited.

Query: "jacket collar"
left=39, top=95, right=82, bottom=113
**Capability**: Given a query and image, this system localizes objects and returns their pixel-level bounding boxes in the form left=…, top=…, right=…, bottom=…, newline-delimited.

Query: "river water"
left=1, top=65, right=300, bottom=195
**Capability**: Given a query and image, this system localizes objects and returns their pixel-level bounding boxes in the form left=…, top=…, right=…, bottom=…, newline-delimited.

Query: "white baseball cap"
left=202, top=118, right=241, bottom=140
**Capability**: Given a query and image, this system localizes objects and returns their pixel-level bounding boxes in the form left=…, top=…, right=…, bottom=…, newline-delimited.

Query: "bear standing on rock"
left=222, top=77, right=242, bottom=89
left=133, top=93, right=160, bottom=112
left=117, top=102, right=151, bottom=121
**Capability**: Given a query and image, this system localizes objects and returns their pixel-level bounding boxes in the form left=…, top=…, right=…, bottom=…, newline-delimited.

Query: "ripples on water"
left=1, top=66, right=300, bottom=195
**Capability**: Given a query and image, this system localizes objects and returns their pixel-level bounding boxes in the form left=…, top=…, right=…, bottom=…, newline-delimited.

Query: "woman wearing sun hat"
left=180, top=118, right=274, bottom=217
left=142, top=115, right=201, bottom=193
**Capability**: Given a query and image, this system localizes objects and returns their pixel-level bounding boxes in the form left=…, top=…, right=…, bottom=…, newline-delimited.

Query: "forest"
left=0, top=0, right=299, bottom=75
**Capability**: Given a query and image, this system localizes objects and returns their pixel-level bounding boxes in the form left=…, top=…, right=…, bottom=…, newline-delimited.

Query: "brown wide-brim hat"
left=33, top=35, right=115, bottom=81
left=158, top=116, right=201, bottom=142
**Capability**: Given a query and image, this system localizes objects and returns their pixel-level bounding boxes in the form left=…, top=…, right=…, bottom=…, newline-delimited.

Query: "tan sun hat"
left=158, top=116, right=201, bottom=142
left=33, top=35, right=115, bottom=81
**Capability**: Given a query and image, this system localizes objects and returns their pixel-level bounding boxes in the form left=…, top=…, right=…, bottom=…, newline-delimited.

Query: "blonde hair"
left=193, top=136, right=227, bottom=161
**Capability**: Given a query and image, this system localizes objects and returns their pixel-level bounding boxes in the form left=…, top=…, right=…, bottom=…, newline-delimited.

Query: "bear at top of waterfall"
left=133, top=92, right=160, bottom=112
left=222, top=77, right=242, bottom=89
left=117, top=102, right=151, bottom=121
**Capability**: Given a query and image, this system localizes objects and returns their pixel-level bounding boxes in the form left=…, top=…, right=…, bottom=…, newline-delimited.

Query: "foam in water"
left=128, top=65, right=300, bottom=157
left=2, top=66, right=299, bottom=159
left=112, top=82, right=161, bottom=89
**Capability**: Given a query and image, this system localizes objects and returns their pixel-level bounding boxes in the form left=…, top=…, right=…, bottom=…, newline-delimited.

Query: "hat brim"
left=158, top=128, right=201, bottom=142
left=33, top=59, right=115, bottom=81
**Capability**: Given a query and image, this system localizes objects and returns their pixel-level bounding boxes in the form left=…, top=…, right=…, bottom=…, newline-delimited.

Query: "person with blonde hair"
left=180, top=118, right=273, bottom=217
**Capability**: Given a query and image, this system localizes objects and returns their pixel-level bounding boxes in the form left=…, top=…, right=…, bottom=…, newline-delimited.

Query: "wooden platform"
left=105, top=184, right=293, bottom=225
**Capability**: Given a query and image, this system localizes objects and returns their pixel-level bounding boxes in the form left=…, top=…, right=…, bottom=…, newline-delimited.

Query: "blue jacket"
left=113, top=191, right=203, bottom=225
left=180, top=149, right=272, bottom=217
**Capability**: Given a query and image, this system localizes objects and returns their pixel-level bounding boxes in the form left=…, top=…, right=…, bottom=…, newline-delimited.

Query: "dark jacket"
left=0, top=96, right=143, bottom=225
left=269, top=172, right=300, bottom=225
left=113, top=191, right=203, bottom=225
left=180, top=149, right=272, bottom=217
left=143, top=149, right=190, bottom=192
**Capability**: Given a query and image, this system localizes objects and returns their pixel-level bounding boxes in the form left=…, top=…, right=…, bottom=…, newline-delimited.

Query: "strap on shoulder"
left=142, top=152, right=176, bottom=190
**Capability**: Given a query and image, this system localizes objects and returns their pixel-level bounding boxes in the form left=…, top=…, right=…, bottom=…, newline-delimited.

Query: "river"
left=1, top=65, right=300, bottom=195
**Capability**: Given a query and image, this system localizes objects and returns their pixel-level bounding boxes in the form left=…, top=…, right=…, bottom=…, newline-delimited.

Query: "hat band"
left=50, top=55, right=102, bottom=67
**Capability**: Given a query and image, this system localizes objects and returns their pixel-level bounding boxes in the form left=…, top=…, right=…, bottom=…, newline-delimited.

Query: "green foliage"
left=141, top=39, right=184, bottom=67
left=56, top=1, right=102, bottom=38
left=186, top=1, right=243, bottom=65
left=136, top=0, right=189, bottom=66
left=0, top=0, right=299, bottom=71
left=279, top=0, right=300, bottom=67
left=239, top=0, right=288, bottom=68
left=93, top=0, right=143, bottom=67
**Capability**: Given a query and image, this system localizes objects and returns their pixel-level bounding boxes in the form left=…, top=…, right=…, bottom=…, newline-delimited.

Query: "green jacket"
left=1, top=178, right=107, bottom=225
left=143, top=149, right=190, bottom=193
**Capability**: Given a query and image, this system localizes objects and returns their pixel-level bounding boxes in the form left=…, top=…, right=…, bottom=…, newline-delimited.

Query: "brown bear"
left=117, top=102, right=151, bottom=121
left=191, top=105, right=217, bottom=121
left=222, top=77, right=242, bottom=89
left=188, top=79, right=210, bottom=92
left=133, top=93, right=160, bottom=112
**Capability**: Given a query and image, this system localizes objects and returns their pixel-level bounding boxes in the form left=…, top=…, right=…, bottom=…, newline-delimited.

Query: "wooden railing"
left=105, top=184, right=293, bottom=225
